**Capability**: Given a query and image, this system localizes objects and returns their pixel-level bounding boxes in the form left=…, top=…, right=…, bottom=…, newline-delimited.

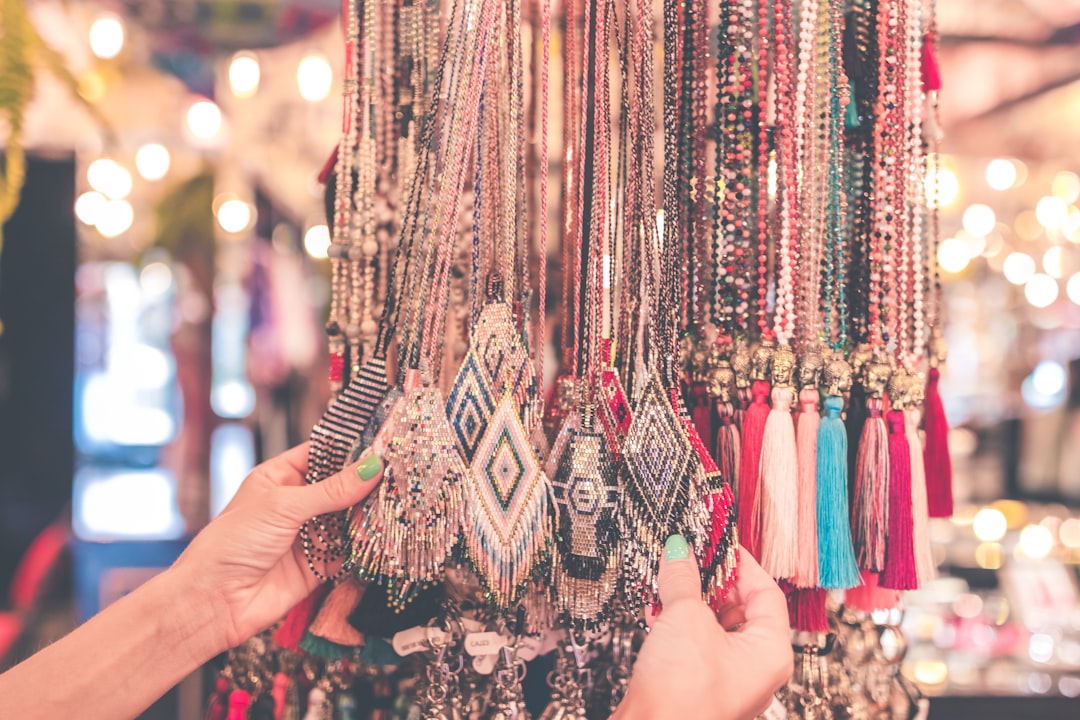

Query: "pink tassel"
left=921, top=33, right=942, bottom=92
left=906, top=408, right=936, bottom=585
left=715, top=401, right=741, bottom=497
left=207, top=677, right=231, bottom=720
left=852, top=398, right=888, bottom=572
left=759, top=386, right=799, bottom=580
left=739, top=380, right=772, bottom=561
left=881, top=410, right=918, bottom=590
left=307, top=576, right=365, bottom=645
left=844, top=570, right=899, bottom=613
left=272, top=584, right=329, bottom=652
left=923, top=368, right=953, bottom=517
left=227, top=690, right=252, bottom=720
left=785, top=585, right=828, bottom=633
left=794, top=388, right=820, bottom=588
left=690, top=382, right=714, bottom=457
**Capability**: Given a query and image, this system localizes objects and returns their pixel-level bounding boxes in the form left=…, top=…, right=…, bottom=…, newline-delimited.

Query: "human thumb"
left=657, top=534, right=703, bottom=607
left=288, top=453, right=384, bottom=521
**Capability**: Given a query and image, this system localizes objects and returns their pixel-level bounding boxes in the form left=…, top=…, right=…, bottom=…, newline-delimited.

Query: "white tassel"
left=759, top=386, right=799, bottom=580
left=906, top=407, right=936, bottom=584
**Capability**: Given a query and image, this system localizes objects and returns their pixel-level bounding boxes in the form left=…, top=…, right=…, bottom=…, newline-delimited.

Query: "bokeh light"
left=89, top=15, right=124, bottom=59
left=297, top=54, right=333, bottom=102
left=216, top=198, right=254, bottom=234
left=1052, top=171, right=1080, bottom=204
left=87, top=158, right=132, bottom=200
left=973, top=508, right=1007, bottom=542
left=937, top=237, right=971, bottom=274
left=1043, top=246, right=1065, bottom=279
left=1019, top=524, right=1055, bottom=559
left=985, top=159, right=1018, bottom=190
left=1037, top=196, right=1068, bottom=230
left=1025, top=274, right=1059, bottom=308
left=187, top=100, right=223, bottom=140
left=75, top=191, right=106, bottom=226
left=135, top=143, right=170, bottom=181
left=229, top=52, right=261, bottom=97
left=94, top=199, right=134, bottom=238
left=304, top=224, right=331, bottom=259
left=1003, top=252, right=1036, bottom=285
left=963, top=204, right=996, bottom=237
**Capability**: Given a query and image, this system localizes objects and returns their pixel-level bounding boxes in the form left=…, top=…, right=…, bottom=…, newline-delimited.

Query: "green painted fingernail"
left=664, top=535, right=690, bottom=561
left=357, top=455, right=383, bottom=481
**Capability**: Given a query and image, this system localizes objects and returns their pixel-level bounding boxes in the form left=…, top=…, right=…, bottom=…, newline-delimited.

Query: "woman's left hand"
left=173, top=443, right=384, bottom=651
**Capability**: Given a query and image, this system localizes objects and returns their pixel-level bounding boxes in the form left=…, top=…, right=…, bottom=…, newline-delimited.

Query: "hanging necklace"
left=346, top=0, right=496, bottom=605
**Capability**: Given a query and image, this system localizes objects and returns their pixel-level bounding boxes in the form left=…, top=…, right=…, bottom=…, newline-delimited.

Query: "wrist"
left=160, top=559, right=233, bottom=661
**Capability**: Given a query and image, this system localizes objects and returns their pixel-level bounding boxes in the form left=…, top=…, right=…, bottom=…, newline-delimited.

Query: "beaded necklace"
left=346, top=0, right=497, bottom=605
left=711, top=0, right=755, bottom=344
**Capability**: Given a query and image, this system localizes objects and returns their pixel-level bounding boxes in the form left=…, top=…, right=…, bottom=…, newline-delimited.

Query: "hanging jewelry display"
left=224, top=0, right=957, bottom=715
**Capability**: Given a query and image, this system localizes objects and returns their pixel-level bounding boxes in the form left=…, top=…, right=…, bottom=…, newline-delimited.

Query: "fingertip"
left=356, top=453, right=384, bottom=482
left=657, top=535, right=703, bottom=606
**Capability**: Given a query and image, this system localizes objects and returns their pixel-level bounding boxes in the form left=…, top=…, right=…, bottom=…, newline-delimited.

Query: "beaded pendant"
left=302, top=355, right=391, bottom=577
left=551, top=412, right=621, bottom=629
left=446, top=350, right=497, bottom=462
left=347, top=386, right=466, bottom=608
left=474, top=302, right=534, bottom=417
left=598, top=368, right=632, bottom=459
left=672, top=389, right=738, bottom=605
left=464, top=395, right=552, bottom=609
left=620, top=373, right=709, bottom=609
left=307, top=355, right=391, bottom=485
left=545, top=410, right=581, bottom=479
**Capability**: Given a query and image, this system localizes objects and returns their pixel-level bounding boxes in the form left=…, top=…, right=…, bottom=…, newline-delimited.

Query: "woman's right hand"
left=612, top=540, right=793, bottom=720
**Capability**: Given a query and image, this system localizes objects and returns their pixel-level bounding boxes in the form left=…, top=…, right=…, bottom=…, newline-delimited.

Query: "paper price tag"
left=391, top=627, right=451, bottom=656
left=472, top=653, right=497, bottom=675
left=516, top=635, right=544, bottom=662
left=461, top=617, right=486, bottom=633
left=464, top=631, right=507, bottom=656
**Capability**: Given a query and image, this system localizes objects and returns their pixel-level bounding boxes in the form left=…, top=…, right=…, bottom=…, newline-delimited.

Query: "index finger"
left=259, top=442, right=311, bottom=486
left=732, top=547, right=790, bottom=637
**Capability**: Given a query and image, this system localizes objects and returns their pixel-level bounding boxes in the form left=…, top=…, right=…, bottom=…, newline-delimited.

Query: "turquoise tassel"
left=845, top=86, right=861, bottom=128
left=816, top=395, right=861, bottom=589
left=297, top=631, right=351, bottom=660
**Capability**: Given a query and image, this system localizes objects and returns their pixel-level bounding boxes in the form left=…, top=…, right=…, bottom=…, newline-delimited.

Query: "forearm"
left=0, top=565, right=224, bottom=720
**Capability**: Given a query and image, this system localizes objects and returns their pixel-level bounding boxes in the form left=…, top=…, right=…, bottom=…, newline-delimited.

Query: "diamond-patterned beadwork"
left=446, top=350, right=497, bottom=461
left=464, top=395, right=551, bottom=609
left=598, top=368, right=632, bottom=458
left=620, top=374, right=708, bottom=608
left=474, top=302, right=534, bottom=413
left=672, top=389, right=738, bottom=606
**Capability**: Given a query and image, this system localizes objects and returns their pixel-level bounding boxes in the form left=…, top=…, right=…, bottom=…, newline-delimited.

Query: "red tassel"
left=739, top=380, right=771, bottom=560
left=272, top=584, right=330, bottom=651
left=227, top=689, right=252, bottom=720
left=845, top=570, right=899, bottom=613
left=921, top=33, right=942, bottom=93
left=881, top=410, right=918, bottom=590
left=206, top=677, right=231, bottom=720
left=786, top=586, right=828, bottom=633
left=272, top=673, right=290, bottom=720
left=923, top=368, right=953, bottom=517
left=852, top=398, right=888, bottom=572
left=759, top=386, right=800, bottom=580
left=690, top=382, right=714, bottom=457
left=794, top=388, right=820, bottom=588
